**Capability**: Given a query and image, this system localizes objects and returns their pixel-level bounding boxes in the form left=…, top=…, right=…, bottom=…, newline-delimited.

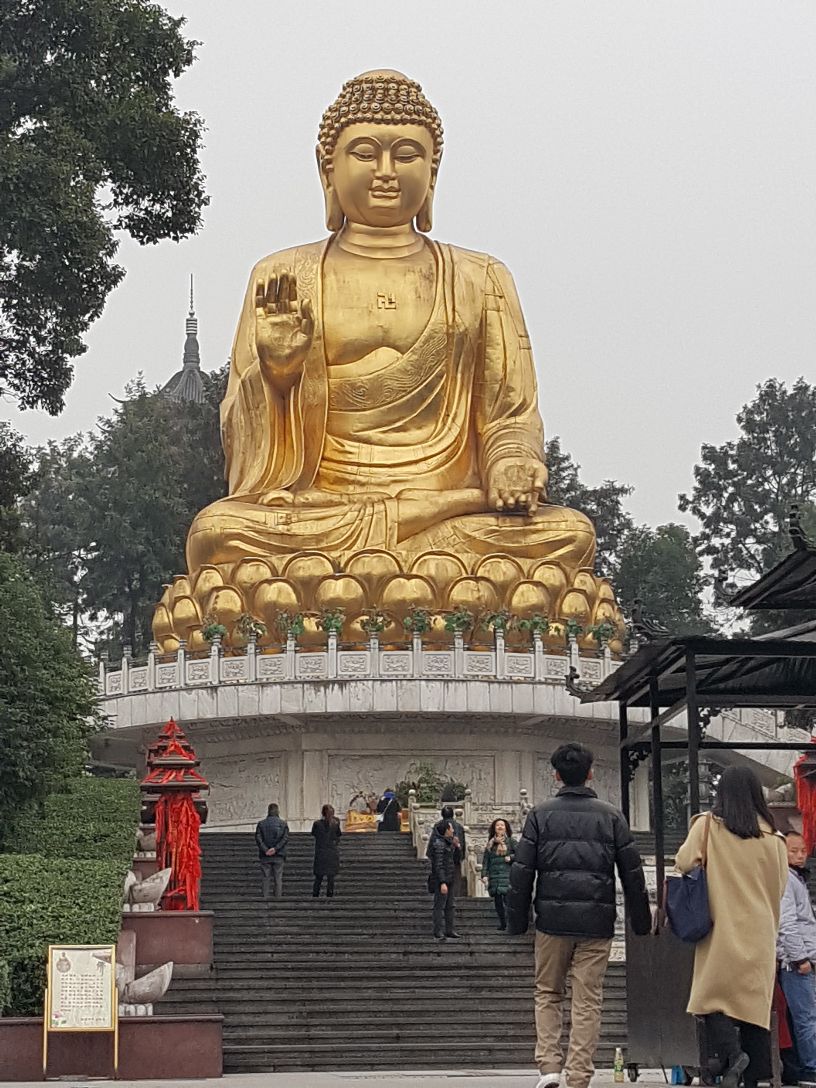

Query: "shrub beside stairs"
left=160, top=830, right=627, bottom=1073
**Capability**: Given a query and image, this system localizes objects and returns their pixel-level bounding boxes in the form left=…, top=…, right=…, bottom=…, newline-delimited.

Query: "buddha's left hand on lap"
left=486, top=457, right=548, bottom=514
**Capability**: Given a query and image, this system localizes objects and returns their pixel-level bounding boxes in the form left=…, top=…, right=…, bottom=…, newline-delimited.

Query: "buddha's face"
left=328, top=123, right=435, bottom=228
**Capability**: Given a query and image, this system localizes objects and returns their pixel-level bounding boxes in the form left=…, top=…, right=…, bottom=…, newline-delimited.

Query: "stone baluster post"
left=285, top=636, right=296, bottom=680
left=412, top=633, right=422, bottom=677
left=146, top=641, right=158, bottom=691
left=121, top=644, right=132, bottom=694
left=519, top=787, right=530, bottom=822
left=495, top=629, right=506, bottom=679
left=177, top=639, right=187, bottom=687
left=454, top=632, right=465, bottom=677
left=210, top=634, right=222, bottom=685
left=533, top=630, right=545, bottom=681
left=246, top=635, right=257, bottom=683
left=408, top=788, right=418, bottom=855
left=327, top=630, right=338, bottom=678
left=463, top=786, right=473, bottom=826
left=369, top=635, right=379, bottom=678
left=568, top=634, right=580, bottom=676
left=602, top=639, right=612, bottom=677
left=98, top=651, right=108, bottom=695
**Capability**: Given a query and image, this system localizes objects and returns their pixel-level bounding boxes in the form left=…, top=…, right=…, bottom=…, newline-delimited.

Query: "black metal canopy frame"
left=580, top=633, right=816, bottom=890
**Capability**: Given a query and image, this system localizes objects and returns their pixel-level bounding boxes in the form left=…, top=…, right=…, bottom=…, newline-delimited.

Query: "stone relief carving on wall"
left=535, top=754, right=617, bottom=807
left=327, top=753, right=496, bottom=814
left=207, top=754, right=283, bottom=826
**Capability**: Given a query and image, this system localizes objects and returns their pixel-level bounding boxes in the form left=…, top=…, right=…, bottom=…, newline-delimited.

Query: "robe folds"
left=187, top=237, right=595, bottom=572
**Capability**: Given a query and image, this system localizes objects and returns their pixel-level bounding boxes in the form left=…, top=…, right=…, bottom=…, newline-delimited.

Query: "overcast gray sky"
left=3, top=0, right=815, bottom=527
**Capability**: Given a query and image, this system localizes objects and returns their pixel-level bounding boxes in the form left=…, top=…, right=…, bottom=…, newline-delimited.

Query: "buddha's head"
left=317, top=70, right=443, bottom=233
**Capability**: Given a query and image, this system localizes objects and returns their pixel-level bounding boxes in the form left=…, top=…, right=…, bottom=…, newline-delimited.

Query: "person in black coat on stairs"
left=312, top=804, right=342, bottom=898
left=376, top=789, right=401, bottom=832
left=428, top=819, right=462, bottom=941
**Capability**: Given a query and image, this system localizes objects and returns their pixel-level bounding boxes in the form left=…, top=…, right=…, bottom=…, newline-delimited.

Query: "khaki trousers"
left=534, top=932, right=613, bottom=1088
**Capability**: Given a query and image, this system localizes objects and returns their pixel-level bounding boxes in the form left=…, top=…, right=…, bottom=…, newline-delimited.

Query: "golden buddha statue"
left=155, top=71, right=622, bottom=651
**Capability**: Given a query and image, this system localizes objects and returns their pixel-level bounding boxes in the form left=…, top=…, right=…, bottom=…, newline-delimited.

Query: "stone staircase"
left=160, top=831, right=627, bottom=1073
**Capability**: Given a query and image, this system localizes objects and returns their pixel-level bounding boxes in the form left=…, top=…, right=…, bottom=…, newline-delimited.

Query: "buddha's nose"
left=376, top=150, right=397, bottom=179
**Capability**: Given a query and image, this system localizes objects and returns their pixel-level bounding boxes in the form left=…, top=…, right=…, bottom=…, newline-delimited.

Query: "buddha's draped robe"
left=187, top=239, right=595, bottom=573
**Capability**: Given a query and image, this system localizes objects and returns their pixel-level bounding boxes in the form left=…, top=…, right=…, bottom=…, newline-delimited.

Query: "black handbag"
left=665, top=813, right=713, bottom=943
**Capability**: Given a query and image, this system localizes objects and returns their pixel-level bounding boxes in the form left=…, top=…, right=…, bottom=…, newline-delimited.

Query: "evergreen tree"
left=0, top=0, right=207, bottom=411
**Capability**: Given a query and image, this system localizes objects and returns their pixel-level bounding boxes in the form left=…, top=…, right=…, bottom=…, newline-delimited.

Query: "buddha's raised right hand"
left=254, top=271, right=314, bottom=387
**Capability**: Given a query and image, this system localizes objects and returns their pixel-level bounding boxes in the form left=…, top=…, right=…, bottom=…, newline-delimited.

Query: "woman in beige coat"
left=675, top=765, right=788, bottom=1087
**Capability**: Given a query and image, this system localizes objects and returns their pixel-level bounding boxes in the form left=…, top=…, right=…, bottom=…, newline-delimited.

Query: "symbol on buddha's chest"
left=376, top=292, right=397, bottom=310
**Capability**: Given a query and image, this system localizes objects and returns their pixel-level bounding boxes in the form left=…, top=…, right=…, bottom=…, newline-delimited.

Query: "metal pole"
left=649, top=678, right=665, bottom=894
left=685, top=648, right=701, bottom=815
left=619, top=703, right=631, bottom=825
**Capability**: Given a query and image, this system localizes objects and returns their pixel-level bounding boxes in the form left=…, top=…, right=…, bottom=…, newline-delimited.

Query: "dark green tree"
left=0, top=421, right=34, bottom=550
left=18, top=436, right=92, bottom=643
left=546, top=436, right=634, bottom=578
left=0, top=551, right=98, bottom=841
left=19, top=368, right=227, bottom=656
left=0, top=0, right=207, bottom=412
left=679, top=378, right=816, bottom=631
left=612, top=523, right=715, bottom=635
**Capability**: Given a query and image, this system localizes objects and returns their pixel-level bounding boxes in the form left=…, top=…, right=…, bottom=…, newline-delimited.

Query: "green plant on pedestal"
left=403, top=608, right=433, bottom=635
left=360, top=609, right=388, bottom=636
left=587, top=619, right=616, bottom=646
left=201, top=613, right=227, bottom=643
left=275, top=610, right=305, bottom=641
left=443, top=606, right=474, bottom=636
left=236, top=613, right=267, bottom=642
left=317, top=608, right=345, bottom=635
left=484, top=609, right=515, bottom=634
left=564, top=618, right=584, bottom=642
left=517, top=613, right=551, bottom=639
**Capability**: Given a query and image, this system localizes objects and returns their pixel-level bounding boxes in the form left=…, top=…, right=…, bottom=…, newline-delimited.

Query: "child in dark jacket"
left=481, top=818, right=516, bottom=930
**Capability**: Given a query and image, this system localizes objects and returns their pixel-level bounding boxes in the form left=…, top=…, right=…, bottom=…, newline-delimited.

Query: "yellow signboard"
left=43, top=944, right=118, bottom=1076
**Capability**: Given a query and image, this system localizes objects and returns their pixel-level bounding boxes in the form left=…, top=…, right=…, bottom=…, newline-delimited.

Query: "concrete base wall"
left=120, top=911, right=214, bottom=967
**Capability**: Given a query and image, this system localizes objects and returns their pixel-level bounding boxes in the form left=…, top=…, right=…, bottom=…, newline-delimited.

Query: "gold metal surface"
left=157, top=71, right=623, bottom=652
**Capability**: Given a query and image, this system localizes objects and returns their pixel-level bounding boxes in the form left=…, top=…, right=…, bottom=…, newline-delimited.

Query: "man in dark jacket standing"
left=255, top=802, right=289, bottom=900
left=429, top=819, right=462, bottom=941
left=507, top=743, right=651, bottom=1088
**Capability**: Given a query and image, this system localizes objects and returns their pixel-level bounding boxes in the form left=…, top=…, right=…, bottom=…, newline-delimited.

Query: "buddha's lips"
left=370, top=188, right=400, bottom=199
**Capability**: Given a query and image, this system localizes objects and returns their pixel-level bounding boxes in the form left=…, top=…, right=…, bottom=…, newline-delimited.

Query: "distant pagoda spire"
left=163, top=275, right=205, bottom=405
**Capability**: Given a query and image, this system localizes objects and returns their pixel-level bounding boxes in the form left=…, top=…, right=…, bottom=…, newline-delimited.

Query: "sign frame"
left=42, top=943, right=119, bottom=1078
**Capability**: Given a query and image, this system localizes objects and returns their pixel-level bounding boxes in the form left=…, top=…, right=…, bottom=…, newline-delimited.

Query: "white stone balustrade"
left=100, top=632, right=611, bottom=699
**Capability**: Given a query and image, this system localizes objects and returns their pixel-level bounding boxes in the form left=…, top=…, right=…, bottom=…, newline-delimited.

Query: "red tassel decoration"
left=794, top=737, right=816, bottom=855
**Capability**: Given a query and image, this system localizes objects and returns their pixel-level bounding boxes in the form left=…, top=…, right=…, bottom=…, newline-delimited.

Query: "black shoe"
left=721, top=1052, right=750, bottom=1088
left=434, top=933, right=446, bottom=941
left=497, top=921, right=507, bottom=930
left=445, top=931, right=462, bottom=939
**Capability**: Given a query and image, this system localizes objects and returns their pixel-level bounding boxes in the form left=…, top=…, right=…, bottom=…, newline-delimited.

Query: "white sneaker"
left=536, top=1076, right=563, bottom=1088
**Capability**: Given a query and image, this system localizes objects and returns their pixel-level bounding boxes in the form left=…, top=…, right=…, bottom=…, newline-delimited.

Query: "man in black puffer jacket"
left=507, top=743, right=651, bottom=1088
left=428, top=819, right=462, bottom=941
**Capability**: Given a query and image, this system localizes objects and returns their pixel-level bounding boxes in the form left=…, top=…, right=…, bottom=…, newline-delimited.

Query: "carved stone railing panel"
left=97, top=641, right=623, bottom=700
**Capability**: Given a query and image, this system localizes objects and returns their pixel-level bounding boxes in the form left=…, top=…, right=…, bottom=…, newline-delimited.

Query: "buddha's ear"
left=416, top=168, right=438, bottom=233
left=316, top=147, right=344, bottom=232
left=416, top=189, right=434, bottom=233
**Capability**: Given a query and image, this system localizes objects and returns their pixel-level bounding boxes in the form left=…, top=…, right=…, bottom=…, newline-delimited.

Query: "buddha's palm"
left=254, top=270, right=314, bottom=378
left=486, top=457, right=549, bottom=514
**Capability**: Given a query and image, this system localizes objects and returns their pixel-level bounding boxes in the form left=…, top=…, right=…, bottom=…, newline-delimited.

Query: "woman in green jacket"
left=481, top=818, right=516, bottom=930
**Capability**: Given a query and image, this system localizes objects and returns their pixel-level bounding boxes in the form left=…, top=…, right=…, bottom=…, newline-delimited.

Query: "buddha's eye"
left=396, top=152, right=420, bottom=163
left=350, top=147, right=376, bottom=161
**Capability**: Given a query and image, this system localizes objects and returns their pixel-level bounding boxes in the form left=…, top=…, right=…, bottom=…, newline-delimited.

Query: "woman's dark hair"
left=551, top=742, right=593, bottom=787
left=488, top=818, right=513, bottom=840
left=712, top=765, right=776, bottom=839
left=321, top=803, right=336, bottom=823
